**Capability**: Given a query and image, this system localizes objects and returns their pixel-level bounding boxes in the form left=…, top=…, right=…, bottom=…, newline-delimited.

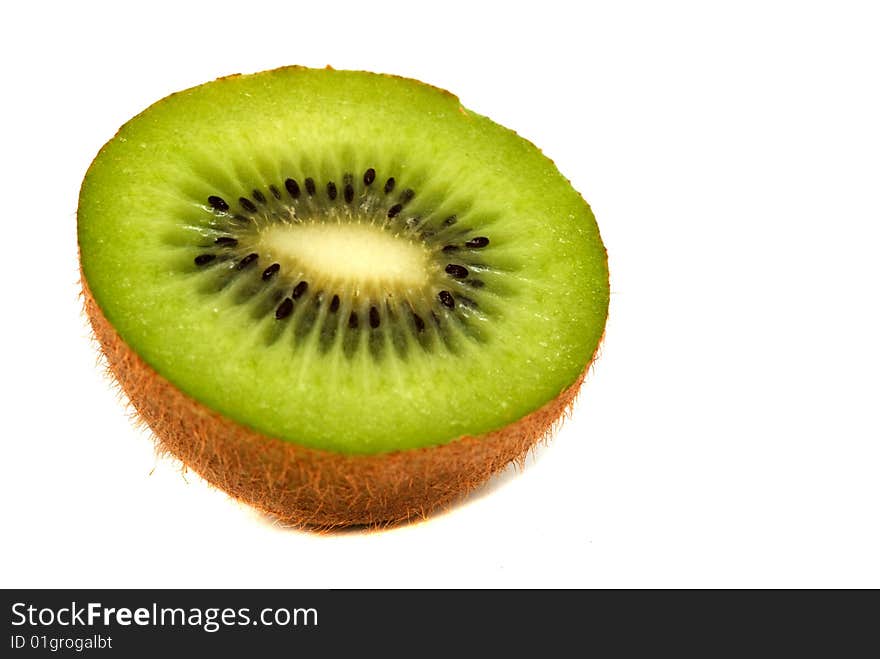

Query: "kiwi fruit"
left=78, top=66, right=609, bottom=528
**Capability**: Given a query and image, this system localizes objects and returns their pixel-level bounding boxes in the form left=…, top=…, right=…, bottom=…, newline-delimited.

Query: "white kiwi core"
left=258, top=221, right=432, bottom=295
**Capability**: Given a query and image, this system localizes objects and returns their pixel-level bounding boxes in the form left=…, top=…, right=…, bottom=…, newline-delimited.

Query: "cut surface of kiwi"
left=78, top=67, right=609, bottom=527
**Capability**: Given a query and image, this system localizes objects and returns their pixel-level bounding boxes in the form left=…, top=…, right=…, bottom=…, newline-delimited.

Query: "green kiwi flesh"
left=78, top=67, right=609, bottom=524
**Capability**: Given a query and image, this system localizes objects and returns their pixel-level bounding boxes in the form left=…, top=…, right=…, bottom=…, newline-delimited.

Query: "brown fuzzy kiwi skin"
left=81, top=274, right=599, bottom=530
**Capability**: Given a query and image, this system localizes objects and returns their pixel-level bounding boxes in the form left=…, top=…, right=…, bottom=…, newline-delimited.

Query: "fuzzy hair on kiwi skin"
left=82, top=274, right=598, bottom=530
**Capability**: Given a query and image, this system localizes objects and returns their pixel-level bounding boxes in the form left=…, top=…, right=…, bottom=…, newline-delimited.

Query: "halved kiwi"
left=78, top=66, right=609, bottom=528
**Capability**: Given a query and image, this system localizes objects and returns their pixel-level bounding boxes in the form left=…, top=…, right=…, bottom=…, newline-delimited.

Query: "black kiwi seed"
left=387, top=204, right=403, bottom=218
left=239, top=197, right=257, bottom=213
left=442, top=245, right=459, bottom=253
left=445, top=264, right=469, bottom=279
left=215, top=236, right=238, bottom=247
left=369, top=306, right=380, bottom=329
left=275, top=298, right=294, bottom=320
left=400, top=189, right=415, bottom=204
left=364, top=168, right=376, bottom=185
left=262, top=263, right=280, bottom=281
left=465, top=236, right=490, bottom=248
left=349, top=312, right=359, bottom=329
left=413, top=313, right=426, bottom=332
left=194, top=254, right=216, bottom=266
left=269, top=184, right=281, bottom=200
left=384, top=177, right=395, bottom=194
left=438, top=290, right=455, bottom=308
left=292, top=280, right=309, bottom=299
left=208, top=196, right=229, bottom=212
left=252, top=189, right=267, bottom=204
left=237, top=253, right=259, bottom=270
left=344, top=183, right=354, bottom=203
left=443, top=215, right=457, bottom=226
left=329, top=295, right=340, bottom=313
left=327, top=181, right=337, bottom=200
left=305, top=178, right=316, bottom=196
left=285, top=178, right=300, bottom=198
left=466, top=279, right=485, bottom=289
left=233, top=214, right=251, bottom=223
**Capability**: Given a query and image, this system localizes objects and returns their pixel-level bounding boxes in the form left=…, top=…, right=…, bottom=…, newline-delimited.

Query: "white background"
left=1, top=1, right=878, bottom=588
